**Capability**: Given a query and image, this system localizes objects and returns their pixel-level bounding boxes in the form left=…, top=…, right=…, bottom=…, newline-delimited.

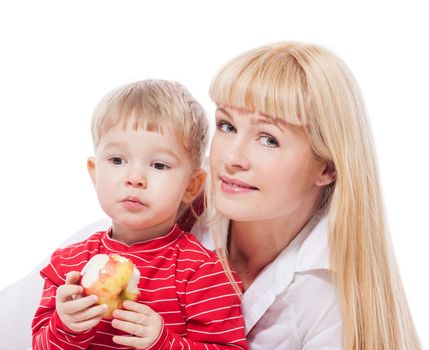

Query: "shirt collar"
left=268, top=213, right=331, bottom=292
left=242, top=213, right=331, bottom=333
left=295, top=213, right=330, bottom=271
left=100, top=223, right=185, bottom=254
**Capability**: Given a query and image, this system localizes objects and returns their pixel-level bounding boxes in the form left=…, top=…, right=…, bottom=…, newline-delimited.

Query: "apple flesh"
left=80, top=254, right=140, bottom=319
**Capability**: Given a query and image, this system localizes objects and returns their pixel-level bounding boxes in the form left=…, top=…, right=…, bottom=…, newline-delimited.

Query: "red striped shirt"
left=32, top=224, right=247, bottom=349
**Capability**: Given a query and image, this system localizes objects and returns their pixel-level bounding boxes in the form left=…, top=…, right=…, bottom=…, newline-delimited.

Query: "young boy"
left=32, top=80, right=247, bottom=349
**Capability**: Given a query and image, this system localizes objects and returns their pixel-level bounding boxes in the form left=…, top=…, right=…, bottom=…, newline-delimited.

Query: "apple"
left=80, top=254, right=140, bottom=319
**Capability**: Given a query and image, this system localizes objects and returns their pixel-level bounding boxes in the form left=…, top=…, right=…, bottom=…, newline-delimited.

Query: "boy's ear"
left=87, top=157, right=97, bottom=185
left=182, top=169, right=206, bottom=204
left=315, top=161, right=336, bottom=187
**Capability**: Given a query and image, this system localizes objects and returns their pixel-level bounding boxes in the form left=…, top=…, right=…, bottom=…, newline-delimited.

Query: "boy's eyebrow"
left=153, top=146, right=181, bottom=162
left=101, top=141, right=181, bottom=162
left=101, top=141, right=127, bottom=150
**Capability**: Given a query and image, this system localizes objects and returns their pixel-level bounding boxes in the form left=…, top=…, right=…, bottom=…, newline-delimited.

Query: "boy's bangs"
left=93, top=90, right=188, bottom=148
left=209, top=49, right=309, bottom=126
left=104, top=103, right=178, bottom=135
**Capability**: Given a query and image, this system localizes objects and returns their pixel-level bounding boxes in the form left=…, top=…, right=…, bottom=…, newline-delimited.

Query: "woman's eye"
left=152, top=162, right=170, bottom=170
left=216, top=121, right=236, bottom=133
left=109, top=157, right=124, bottom=165
left=259, top=134, right=279, bottom=148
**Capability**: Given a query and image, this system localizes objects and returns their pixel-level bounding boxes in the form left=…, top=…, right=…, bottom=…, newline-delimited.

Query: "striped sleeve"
left=32, top=249, right=97, bottom=349
left=150, top=258, right=248, bottom=349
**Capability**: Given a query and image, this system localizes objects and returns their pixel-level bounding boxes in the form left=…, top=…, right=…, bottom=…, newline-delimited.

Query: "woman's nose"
left=221, top=137, right=250, bottom=170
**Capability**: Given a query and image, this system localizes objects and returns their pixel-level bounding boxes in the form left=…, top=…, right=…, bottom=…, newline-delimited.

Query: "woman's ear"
left=182, top=169, right=206, bottom=204
left=87, top=157, right=96, bottom=185
left=315, top=161, right=336, bottom=187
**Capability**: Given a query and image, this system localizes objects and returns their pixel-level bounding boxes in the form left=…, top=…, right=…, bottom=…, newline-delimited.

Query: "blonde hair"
left=208, top=42, right=421, bottom=349
left=91, top=79, right=208, bottom=167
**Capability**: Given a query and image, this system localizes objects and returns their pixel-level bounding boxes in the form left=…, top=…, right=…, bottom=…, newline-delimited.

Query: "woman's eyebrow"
left=251, top=116, right=286, bottom=132
left=216, top=107, right=232, bottom=118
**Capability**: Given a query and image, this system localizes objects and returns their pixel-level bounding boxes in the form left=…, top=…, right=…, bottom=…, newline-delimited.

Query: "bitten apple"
left=80, top=254, right=140, bottom=319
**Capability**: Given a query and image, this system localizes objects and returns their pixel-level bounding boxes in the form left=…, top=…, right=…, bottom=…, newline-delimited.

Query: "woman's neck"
left=228, top=210, right=316, bottom=290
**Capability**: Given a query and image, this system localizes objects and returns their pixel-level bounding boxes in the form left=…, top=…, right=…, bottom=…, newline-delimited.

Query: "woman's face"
left=210, top=106, right=331, bottom=223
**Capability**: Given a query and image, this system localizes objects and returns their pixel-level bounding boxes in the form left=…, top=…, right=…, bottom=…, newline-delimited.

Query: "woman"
left=201, top=42, right=422, bottom=349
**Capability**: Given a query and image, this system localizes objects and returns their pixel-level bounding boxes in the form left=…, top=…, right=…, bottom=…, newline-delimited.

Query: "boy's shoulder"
left=174, top=231, right=238, bottom=293
left=176, top=230, right=218, bottom=261
left=41, top=230, right=106, bottom=285
left=53, top=230, right=105, bottom=260
left=173, top=230, right=225, bottom=277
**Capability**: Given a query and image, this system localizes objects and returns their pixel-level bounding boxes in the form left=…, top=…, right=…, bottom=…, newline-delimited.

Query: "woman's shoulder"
left=287, top=269, right=339, bottom=309
left=287, top=270, right=342, bottom=347
left=246, top=270, right=342, bottom=349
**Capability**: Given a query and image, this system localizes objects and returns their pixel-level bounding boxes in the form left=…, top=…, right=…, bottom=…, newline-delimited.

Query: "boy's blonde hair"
left=91, top=79, right=208, bottom=167
left=208, top=42, right=422, bottom=350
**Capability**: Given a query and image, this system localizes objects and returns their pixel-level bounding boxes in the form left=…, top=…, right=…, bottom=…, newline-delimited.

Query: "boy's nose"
left=125, top=170, right=147, bottom=188
left=126, top=178, right=146, bottom=188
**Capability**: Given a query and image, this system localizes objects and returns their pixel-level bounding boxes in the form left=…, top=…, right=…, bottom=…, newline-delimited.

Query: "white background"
left=0, top=0, right=428, bottom=347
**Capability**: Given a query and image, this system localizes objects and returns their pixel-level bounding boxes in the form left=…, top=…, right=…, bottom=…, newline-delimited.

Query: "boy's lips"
left=121, top=196, right=146, bottom=210
left=219, top=176, right=259, bottom=193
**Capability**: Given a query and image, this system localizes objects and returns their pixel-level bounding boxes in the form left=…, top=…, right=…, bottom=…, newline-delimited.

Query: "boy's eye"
left=216, top=121, right=236, bottom=133
left=259, top=134, right=279, bottom=148
left=109, top=157, right=124, bottom=165
left=152, top=162, right=170, bottom=170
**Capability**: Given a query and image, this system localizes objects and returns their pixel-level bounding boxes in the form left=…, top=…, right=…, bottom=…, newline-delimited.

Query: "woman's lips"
left=121, top=196, right=146, bottom=210
left=220, top=176, right=258, bottom=194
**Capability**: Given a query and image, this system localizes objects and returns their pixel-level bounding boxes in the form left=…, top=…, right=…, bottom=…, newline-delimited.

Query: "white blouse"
left=193, top=214, right=342, bottom=350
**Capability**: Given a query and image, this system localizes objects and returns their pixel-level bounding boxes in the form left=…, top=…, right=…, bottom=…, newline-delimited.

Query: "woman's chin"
left=215, top=202, right=259, bottom=222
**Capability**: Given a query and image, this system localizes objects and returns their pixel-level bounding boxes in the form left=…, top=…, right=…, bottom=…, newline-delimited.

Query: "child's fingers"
left=122, top=300, right=156, bottom=316
left=71, top=303, right=108, bottom=323
left=66, top=314, right=104, bottom=333
left=58, top=294, right=99, bottom=315
left=112, top=300, right=162, bottom=349
left=113, top=334, right=152, bottom=349
left=112, top=302, right=163, bottom=348
left=113, top=309, right=148, bottom=326
left=112, top=319, right=147, bottom=338
left=56, top=284, right=83, bottom=303
left=65, top=271, right=82, bottom=285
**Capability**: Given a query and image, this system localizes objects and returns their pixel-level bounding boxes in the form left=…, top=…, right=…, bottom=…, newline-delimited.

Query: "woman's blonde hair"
left=91, top=79, right=208, bottom=167
left=208, top=42, right=421, bottom=350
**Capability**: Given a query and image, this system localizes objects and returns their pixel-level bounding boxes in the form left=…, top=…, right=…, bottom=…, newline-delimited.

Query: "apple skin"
left=80, top=254, right=140, bottom=319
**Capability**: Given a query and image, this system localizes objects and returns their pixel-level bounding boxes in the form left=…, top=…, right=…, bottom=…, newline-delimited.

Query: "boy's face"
left=87, top=126, right=204, bottom=242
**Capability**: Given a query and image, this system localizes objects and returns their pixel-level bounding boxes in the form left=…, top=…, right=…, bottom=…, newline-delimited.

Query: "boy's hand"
left=112, top=300, right=163, bottom=349
left=56, top=271, right=108, bottom=333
